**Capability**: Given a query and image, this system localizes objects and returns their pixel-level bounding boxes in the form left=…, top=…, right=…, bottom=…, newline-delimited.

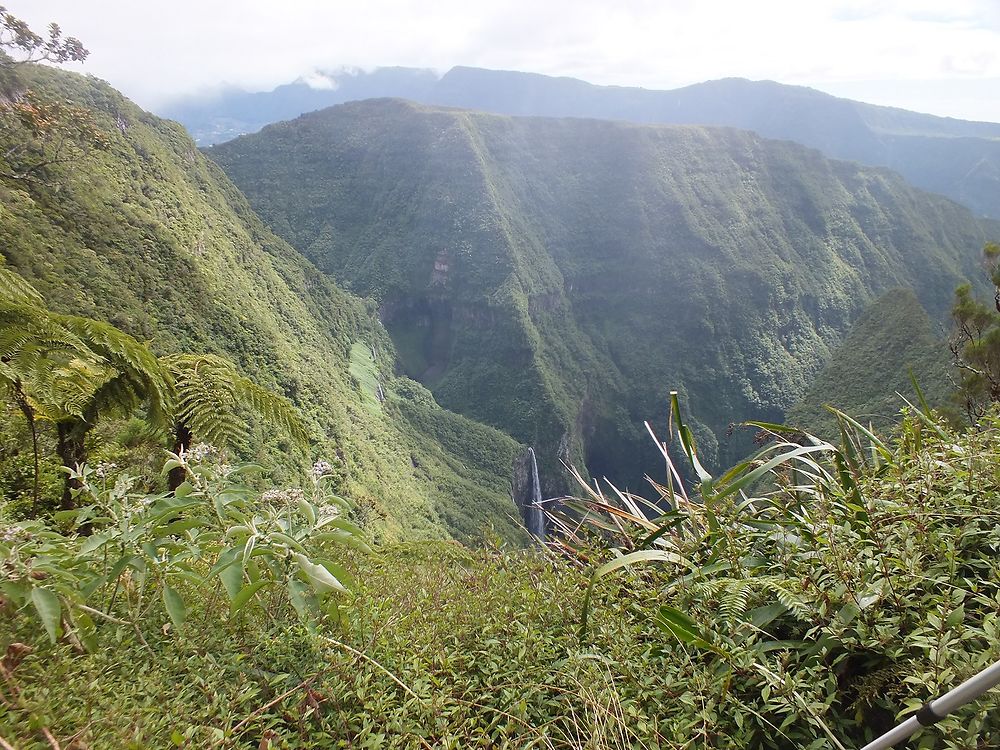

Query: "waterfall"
left=524, top=448, right=546, bottom=541
left=511, top=447, right=547, bottom=542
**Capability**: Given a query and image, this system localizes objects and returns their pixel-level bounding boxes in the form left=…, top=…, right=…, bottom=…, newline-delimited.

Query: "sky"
left=11, top=0, right=1000, bottom=122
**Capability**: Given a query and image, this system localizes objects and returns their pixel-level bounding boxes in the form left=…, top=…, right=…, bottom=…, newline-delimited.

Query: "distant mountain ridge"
left=165, top=65, right=1000, bottom=220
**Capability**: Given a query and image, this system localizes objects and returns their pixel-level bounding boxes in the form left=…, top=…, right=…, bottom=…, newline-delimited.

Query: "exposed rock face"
left=512, top=447, right=546, bottom=541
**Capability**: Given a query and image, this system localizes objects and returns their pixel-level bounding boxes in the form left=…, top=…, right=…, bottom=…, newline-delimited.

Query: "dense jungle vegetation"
left=4, top=12, right=1000, bottom=749
left=211, top=98, right=998, bottom=494
left=5, top=364, right=1000, bottom=748
left=0, top=62, right=524, bottom=545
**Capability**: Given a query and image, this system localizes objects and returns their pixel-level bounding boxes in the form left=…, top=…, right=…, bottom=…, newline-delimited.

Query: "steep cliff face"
left=0, top=67, right=524, bottom=542
left=211, top=99, right=996, bottom=492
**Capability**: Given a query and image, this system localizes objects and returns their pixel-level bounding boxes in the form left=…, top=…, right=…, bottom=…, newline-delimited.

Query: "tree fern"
left=162, top=353, right=309, bottom=452
left=1, top=263, right=308, bottom=503
left=2, top=266, right=172, bottom=507
left=0, top=274, right=116, bottom=506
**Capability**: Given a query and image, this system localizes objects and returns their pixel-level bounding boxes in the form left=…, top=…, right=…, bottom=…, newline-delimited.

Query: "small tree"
left=0, top=6, right=88, bottom=67
left=49, top=315, right=172, bottom=508
left=950, top=242, right=1000, bottom=422
left=0, top=6, right=102, bottom=183
left=0, top=272, right=110, bottom=508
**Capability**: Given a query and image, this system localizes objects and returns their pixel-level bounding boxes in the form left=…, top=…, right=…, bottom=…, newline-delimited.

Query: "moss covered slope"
left=211, top=99, right=995, bottom=491
left=0, top=68, right=523, bottom=543
left=786, top=288, right=956, bottom=437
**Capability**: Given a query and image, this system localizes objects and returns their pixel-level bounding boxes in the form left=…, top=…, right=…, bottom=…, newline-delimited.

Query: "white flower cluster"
left=0, top=525, right=30, bottom=544
left=261, top=487, right=306, bottom=505
left=94, top=461, right=118, bottom=479
left=115, top=493, right=154, bottom=519
left=310, top=460, right=334, bottom=480
left=185, top=443, right=219, bottom=463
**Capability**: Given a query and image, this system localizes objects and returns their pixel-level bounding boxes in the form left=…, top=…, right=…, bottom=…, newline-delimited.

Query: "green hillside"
left=786, top=288, right=955, bottom=437
left=0, top=67, right=524, bottom=543
left=165, top=66, right=1000, bottom=221
left=7, top=42, right=1000, bottom=750
left=210, top=99, right=995, bottom=493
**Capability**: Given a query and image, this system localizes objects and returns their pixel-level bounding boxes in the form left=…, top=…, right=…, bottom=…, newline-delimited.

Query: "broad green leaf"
left=173, top=481, right=195, bottom=498
left=295, top=553, right=348, bottom=594
left=655, top=606, right=727, bottom=656
left=129, top=554, right=147, bottom=583
left=296, top=496, right=317, bottom=526
left=315, top=517, right=365, bottom=537
left=162, top=518, right=207, bottom=535
left=207, top=546, right=241, bottom=578
left=222, top=524, right=251, bottom=541
left=161, top=458, right=183, bottom=474
left=287, top=577, right=313, bottom=620
left=162, top=585, right=186, bottom=628
left=0, top=580, right=29, bottom=606
left=316, top=558, right=356, bottom=592
left=219, top=559, right=244, bottom=600
left=947, top=605, right=966, bottom=628
left=79, top=533, right=111, bottom=554
left=246, top=558, right=262, bottom=584
left=312, top=530, right=373, bottom=553
left=271, top=531, right=307, bottom=553
left=31, top=587, right=62, bottom=643
left=836, top=602, right=860, bottom=625
left=749, top=603, right=786, bottom=630
left=230, top=580, right=269, bottom=616
left=52, top=509, right=85, bottom=525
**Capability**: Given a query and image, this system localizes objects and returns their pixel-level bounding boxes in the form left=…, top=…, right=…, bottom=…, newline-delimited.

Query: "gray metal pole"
left=859, top=660, right=1000, bottom=750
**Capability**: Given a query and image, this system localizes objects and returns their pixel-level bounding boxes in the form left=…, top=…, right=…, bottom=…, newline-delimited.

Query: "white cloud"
left=9, top=0, right=1000, bottom=121
left=300, top=71, right=338, bottom=91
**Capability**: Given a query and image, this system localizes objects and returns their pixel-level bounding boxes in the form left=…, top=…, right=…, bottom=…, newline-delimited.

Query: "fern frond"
left=0, top=300, right=116, bottom=420
left=162, top=353, right=309, bottom=450
left=720, top=580, right=752, bottom=626
left=757, top=577, right=813, bottom=622
left=53, top=312, right=172, bottom=428
left=28, top=355, right=116, bottom=421
left=0, top=264, right=43, bottom=306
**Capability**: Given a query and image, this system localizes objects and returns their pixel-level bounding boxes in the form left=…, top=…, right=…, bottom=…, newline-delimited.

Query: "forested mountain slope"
left=785, top=288, right=955, bottom=437
left=166, top=66, right=1000, bottom=220
left=0, top=66, right=524, bottom=543
left=210, top=99, right=996, bottom=493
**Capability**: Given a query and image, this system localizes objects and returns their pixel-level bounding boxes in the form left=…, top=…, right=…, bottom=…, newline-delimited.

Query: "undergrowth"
left=4, top=404, right=1000, bottom=748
